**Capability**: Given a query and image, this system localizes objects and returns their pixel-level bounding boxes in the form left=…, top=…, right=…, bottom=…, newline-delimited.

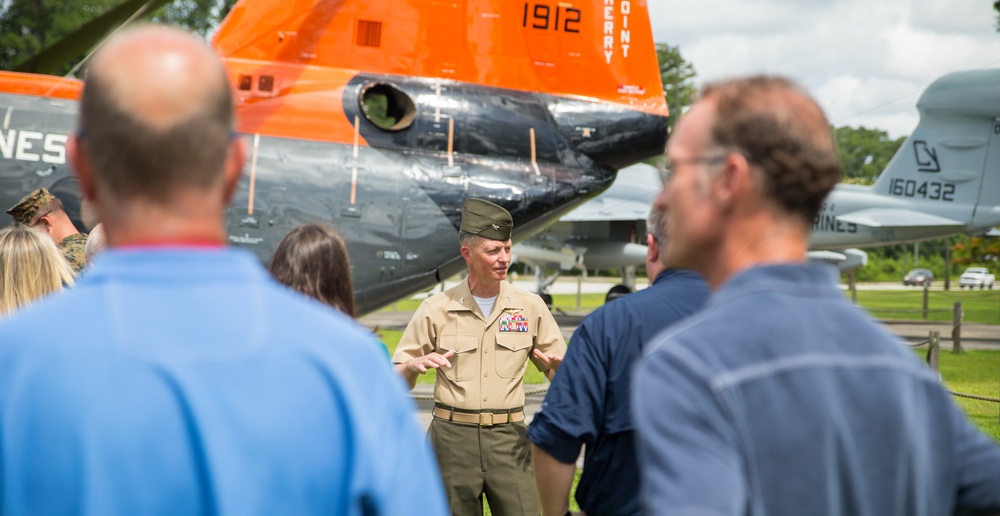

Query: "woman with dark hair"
left=269, top=223, right=356, bottom=317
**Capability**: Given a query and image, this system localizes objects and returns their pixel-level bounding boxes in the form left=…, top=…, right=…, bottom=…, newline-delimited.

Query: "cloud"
left=647, top=0, right=1000, bottom=138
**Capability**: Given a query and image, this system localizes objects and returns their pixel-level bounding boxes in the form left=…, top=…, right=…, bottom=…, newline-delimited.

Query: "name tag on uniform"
left=499, top=309, right=528, bottom=332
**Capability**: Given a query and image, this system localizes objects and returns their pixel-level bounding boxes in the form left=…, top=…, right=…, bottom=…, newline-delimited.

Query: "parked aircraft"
left=808, top=68, right=1000, bottom=269
left=0, top=0, right=669, bottom=314
left=512, top=162, right=660, bottom=302
left=515, top=68, right=1000, bottom=301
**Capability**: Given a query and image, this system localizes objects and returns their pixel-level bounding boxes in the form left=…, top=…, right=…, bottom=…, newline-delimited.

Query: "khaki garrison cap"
left=460, top=198, right=513, bottom=241
left=6, top=187, right=56, bottom=225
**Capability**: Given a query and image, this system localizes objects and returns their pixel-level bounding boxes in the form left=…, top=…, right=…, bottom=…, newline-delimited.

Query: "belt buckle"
left=479, top=413, right=494, bottom=427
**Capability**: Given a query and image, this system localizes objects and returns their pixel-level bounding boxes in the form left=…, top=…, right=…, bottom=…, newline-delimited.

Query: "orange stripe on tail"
left=213, top=0, right=667, bottom=116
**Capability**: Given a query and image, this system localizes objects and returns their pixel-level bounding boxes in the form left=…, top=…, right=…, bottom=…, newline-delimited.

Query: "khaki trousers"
left=428, top=418, right=539, bottom=516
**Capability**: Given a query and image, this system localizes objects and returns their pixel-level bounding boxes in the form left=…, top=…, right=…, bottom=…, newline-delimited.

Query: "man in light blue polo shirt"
left=632, top=75, right=1000, bottom=515
left=0, top=25, right=446, bottom=515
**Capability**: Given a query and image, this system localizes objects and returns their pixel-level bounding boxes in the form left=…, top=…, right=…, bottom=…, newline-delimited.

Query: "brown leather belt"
left=432, top=404, right=525, bottom=426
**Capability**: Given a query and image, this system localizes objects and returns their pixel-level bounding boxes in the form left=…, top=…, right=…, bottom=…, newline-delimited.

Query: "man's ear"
left=712, top=153, right=752, bottom=211
left=645, top=233, right=659, bottom=262
left=221, top=136, right=246, bottom=205
left=68, top=135, right=97, bottom=202
left=35, top=215, right=53, bottom=235
left=459, top=245, right=472, bottom=262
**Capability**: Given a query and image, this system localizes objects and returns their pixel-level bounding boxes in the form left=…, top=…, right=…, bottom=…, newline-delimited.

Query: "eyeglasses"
left=657, top=154, right=728, bottom=182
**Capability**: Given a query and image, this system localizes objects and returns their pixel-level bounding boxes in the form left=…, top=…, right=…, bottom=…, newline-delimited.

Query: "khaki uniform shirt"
left=393, top=279, right=565, bottom=410
left=58, top=233, right=88, bottom=275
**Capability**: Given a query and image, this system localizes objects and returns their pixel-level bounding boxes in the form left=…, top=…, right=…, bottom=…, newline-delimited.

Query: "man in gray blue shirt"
left=528, top=208, right=708, bottom=516
left=632, top=75, right=1000, bottom=515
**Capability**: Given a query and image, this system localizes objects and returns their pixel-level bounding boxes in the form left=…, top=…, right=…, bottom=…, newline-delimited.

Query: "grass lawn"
left=927, top=349, right=1000, bottom=441
left=379, top=285, right=1000, bottom=511
left=852, top=289, right=1000, bottom=325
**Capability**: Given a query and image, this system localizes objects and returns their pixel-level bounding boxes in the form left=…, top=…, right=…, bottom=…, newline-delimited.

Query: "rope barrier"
left=936, top=292, right=1000, bottom=299
left=950, top=390, right=1000, bottom=404
left=852, top=290, right=1000, bottom=299
left=902, top=339, right=929, bottom=347
left=864, top=307, right=952, bottom=313
left=413, top=389, right=998, bottom=404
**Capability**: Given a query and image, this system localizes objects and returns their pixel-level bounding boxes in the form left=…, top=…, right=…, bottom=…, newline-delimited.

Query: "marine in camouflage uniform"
left=58, top=233, right=89, bottom=275
left=6, top=187, right=88, bottom=274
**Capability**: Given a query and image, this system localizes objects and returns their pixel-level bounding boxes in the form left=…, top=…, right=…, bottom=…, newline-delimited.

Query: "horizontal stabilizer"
left=836, top=208, right=965, bottom=229
left=807, top=249, right=868, bottom=273
left=513, top=242, right=584, bottom=271
left=807, top=250, right=846, bottom=263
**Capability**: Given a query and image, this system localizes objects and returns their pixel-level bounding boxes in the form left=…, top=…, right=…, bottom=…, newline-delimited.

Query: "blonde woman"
left=0, top=225, right=75, bottom=316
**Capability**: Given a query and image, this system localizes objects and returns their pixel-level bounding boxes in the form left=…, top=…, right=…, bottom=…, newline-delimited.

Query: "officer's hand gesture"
left=395, top=350, right=457, bottom=390
left=533, top=349, right=563, bottom=372
left=404, top=350, right=456, bottom=374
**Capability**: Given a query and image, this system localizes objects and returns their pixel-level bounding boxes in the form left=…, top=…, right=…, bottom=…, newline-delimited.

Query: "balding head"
left=78, top=25, right=235, bottom=205
left=699, top=76, right=842, bottom=224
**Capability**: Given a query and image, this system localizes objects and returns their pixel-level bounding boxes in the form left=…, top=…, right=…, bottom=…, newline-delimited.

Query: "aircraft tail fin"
left=871, top=69, right=1000, bottom=230
left=212, top=0, right=666, bottom=115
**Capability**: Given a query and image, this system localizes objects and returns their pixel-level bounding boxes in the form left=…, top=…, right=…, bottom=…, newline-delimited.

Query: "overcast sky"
left=646, top=0, right=1000, bottom=138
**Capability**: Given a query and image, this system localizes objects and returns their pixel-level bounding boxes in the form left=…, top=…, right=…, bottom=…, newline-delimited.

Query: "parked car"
left=958, top=267, right=995, bottom=289
left=903, top=268, right=934, bottom=287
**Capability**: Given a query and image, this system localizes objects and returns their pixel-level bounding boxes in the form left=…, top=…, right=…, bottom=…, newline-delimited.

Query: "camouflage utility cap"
left=6, top=187, right=56, bottom=225
left=461, top=198, right=513, bottom=241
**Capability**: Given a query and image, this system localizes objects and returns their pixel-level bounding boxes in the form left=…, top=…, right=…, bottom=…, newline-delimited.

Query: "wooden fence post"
left=922, top=284, right=929, bottom=320
left=576, top=275, right=582, bottom=310
left=952, top=302, right=964, bottom=354
left=926, top=330, right=939, bottom=371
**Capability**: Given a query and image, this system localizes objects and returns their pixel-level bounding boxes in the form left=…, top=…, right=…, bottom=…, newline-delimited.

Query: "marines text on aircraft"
left=807, top=68, right=1000, bottom=271
left=0, top=0, right=669, bottom=314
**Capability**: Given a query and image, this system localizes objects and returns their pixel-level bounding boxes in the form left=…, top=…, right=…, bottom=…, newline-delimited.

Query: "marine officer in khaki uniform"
left=394, top=198, right=566, bottom=516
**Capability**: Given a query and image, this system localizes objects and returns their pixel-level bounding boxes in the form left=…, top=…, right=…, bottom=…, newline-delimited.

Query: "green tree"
left=0, top=0, right=119, bottom=72
left=656, top=43, right=697, bottom=133
left=0, top=0, right=238, bottom=73
left=833, top=125, right=905, bottom=184
left=150, top=0, right=237, bottom=38
left=951, top=233, right=1000, bottom=268
left=995, top=0, right=999, bottom=31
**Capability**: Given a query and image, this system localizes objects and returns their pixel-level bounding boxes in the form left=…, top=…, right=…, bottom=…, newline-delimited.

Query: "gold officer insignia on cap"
left=460, top=198, right=513, bottom=241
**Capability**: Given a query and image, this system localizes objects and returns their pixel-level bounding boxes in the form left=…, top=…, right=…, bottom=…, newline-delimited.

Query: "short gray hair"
left=646, top=208, right=668, bottom=253
left=458, top=230, right=480, bottom=247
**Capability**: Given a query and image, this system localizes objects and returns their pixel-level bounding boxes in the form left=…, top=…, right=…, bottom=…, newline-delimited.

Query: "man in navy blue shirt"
left=527, top=208, right=709, bottom=516
left=632, top=75, right=1000, bottom=515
